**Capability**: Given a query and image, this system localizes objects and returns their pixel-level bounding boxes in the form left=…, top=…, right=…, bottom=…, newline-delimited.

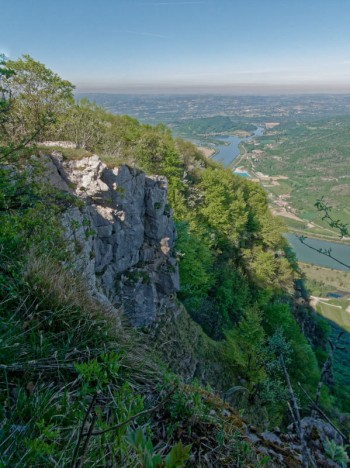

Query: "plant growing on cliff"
left=126, top=429, right=191, bottom=467
left=224, top=308, right=266, bottom=391
left=323, top=439, right=349, bottom=467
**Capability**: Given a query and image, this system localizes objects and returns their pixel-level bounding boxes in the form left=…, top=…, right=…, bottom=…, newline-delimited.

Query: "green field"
left=242, top=115, right=350, bottom=238
left=326, top=321, right=350, bottom=412
left=300, top=263, right=350, bottom=293
left=316, top=300, right=350, bottom=332
left=300, top=262, right=350, bottom=332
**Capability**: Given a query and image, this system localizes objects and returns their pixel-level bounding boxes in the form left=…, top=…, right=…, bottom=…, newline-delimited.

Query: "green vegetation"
left=323, top=438, right=350, bottom=467
left=300, top=263, right=350, bottom=296
left=1, top=55, right=349, bottom=464
left=299, top=263, right=350, bottom=413
left=300, top=262, right=350, bottom=332
left=246, top=117, right=350, bottom=237
left=1, top=57, right=267, bottom=466
left=174, top=116, right=256, bottom=140
left=320, top=323, right=350, bottom=413
left=4, top=54, right=74, bottom=142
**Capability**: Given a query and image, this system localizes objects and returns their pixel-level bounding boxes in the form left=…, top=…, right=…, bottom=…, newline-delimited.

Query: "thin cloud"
left=141, top=1, right=206, bottom=5
left=119, top=30, right=169, bottom=39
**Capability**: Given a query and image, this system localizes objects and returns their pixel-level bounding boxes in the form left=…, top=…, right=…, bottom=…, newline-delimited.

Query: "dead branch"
left=74, top=411, right=98, bottom=468
left=280, top=354, right=316, bottom=468
left=297, top=383, right=346, bottom=442
left=70, top=393, right=99, bottom=468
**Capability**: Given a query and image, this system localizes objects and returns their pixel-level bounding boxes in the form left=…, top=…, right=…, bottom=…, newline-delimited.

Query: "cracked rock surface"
left=48, top=153, right=179, bottom=326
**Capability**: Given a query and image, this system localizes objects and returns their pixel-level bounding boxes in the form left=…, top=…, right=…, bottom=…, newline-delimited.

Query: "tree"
left=243, top=246, right=293, bottom=291
left=224, top=311, right=290, bottom=423
left=198, top=168, right=248, bottom=245
left=135, top=125, right=182, bottom=185
left=262, top=302, right=320, bottom=388
left=224, top=308, right=266, bottom=394
left=61, top=99, right=104, bottom=149
left=0, top=54, right=15, bottom=128
left=3, top=55, right=74, bottom=142
left=176, top=221, right=215, bottom=303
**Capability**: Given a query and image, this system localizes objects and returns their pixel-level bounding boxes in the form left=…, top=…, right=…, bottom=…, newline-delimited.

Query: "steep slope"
left=0, top=150, right=347, bottom=466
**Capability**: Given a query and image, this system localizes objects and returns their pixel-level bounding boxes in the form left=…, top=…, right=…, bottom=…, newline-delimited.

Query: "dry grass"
left=37, top=145, right=93, bottom=160
left=24, top=253, right=120, bottom=325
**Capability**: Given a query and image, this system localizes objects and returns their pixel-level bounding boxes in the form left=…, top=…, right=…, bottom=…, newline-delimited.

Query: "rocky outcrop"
left=47, top=152, right=179, bottom=326
left=41, top=141, right=76, bottom=149
left=245, top=417, right=343, bottom=466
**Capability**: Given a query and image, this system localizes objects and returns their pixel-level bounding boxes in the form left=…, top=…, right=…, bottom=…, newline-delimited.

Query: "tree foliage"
left=3, top=54, right=74, bottom=142
left=60, top=98, right=104, bottom=149
left=0, top=54, right=15, bottom=125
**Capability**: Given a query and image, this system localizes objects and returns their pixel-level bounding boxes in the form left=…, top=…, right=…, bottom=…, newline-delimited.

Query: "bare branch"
left=298, top=235, right=350, bottom=270
left=74, top=411, right=98, bottom=468
left=297, top=383, right=346, bottom=442
left=70, top=393, right=99, bottom=468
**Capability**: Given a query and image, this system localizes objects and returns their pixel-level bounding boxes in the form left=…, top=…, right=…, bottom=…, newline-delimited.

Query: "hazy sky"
left=3, top=0, right=350, bottom=93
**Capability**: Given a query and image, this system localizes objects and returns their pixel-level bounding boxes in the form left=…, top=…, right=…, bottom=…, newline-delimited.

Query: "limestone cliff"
left=47, top=152, right=179, bottom=326
left=44, top=151, right=224, bottom=388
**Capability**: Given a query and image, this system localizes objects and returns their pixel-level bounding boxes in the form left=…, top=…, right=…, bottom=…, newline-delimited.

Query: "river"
left=285, top=234, right=350, bottom=271
left=213, top=126, right=264, bottom=167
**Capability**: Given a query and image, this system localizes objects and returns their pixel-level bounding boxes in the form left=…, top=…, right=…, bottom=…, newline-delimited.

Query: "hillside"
left=1, top=55, right=349, bottom=467
left=238, top=116, right=350, bottom=239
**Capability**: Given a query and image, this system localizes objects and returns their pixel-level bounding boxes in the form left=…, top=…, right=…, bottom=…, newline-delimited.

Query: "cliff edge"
left=47, top=152, right=179, bottom=327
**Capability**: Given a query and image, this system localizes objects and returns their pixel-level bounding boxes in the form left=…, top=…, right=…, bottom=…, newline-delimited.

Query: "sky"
left=3, top=0, right=350, bottom=93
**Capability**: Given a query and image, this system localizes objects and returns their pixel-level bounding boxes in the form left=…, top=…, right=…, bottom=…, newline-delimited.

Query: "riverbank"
left=284, top=225, right=350, bottom=244
left=197, top=146, right=216, bottom=158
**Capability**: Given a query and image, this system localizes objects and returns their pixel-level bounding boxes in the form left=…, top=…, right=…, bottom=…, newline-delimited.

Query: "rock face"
left=49, top=153, right=179, bottom=326
left=245, top=417, right=343, bottom=467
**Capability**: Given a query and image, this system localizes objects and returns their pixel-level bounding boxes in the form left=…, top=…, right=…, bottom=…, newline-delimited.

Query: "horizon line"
left=75, top=82, right=350, bottom=95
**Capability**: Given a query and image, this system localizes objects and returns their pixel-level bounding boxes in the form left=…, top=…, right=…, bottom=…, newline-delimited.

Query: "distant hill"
left=175, top=115, right=256, bottom=136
